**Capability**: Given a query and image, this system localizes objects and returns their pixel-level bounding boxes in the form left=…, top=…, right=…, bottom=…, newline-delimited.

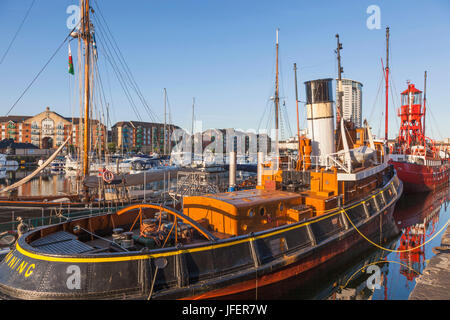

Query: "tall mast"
left=274, top=28, right=280, bottom=145
left=191, top=97, right=195, bottom=162
left=81, top=0, right=91, bottom=198
left=294, top=63, right=300, bottom=151
left=335, top=34, right=343, bottom=127
left=423, top=71, right=427, bottom=139
left=163, top=88, right=167, bottom=155
left=385, top=26, right=390, bottom=143
left=191, top=97, right=195, bottom=137
left=336, top=34, right=351, bottom=172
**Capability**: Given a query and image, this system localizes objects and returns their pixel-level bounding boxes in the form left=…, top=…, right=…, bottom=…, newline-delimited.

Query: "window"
left=402, top=92, right=423, bottom=106
left=413, top=93, right=422, bottom=105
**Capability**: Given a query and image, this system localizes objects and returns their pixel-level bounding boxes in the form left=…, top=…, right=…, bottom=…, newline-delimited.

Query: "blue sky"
left=1, top=0, right=449, bottom=139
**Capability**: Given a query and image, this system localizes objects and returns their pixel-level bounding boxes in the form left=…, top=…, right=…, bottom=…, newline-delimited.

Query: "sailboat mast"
left=294, top=63, right=300, bottom=151
left=81, top=0, right=91, bottom=190
left=274, top=28, right=280, bottom=144
left=191, top=97, right=195, bottom=162
left=191, top=97, right=195, bottom=137
left=164, top=88, right=167, bottom=155
left=385, top=26, right=390, bottom=143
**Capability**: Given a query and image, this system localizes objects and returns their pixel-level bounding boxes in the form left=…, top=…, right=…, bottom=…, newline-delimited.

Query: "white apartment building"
left=336, top=78, right=363, bottom=127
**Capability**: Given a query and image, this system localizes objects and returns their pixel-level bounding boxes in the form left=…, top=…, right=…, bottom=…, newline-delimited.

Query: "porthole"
left=279, top=203, right=284, bottom=212
left=259, top=207, right=266, bottom=217
left=248, top=209, right=255, bottom=218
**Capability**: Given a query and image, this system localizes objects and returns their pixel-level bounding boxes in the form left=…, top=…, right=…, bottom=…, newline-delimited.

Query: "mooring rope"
left=342, top=207, right=450, bottom=253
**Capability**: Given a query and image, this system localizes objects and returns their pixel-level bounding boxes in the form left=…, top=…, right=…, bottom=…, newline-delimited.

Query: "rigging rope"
left=94, top=26, right=143, bottom=122
left=367, top=70, right=384, bottom=127
left=92, top=1, right=159, bottom=123
left=5, top=18, right=84, bottom=116
left=0, top=0, right=36, bottom=66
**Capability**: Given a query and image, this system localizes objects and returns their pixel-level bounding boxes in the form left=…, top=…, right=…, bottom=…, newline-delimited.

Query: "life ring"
left=102, top=170, right=114, bottom=183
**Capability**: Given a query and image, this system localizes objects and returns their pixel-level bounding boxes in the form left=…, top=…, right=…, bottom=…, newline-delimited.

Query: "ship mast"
left=294, top=63, right=300, bottom=153
left=335, top=34, right=343, bottom=127
left=335, top=34, right=351, bottom=172
left=191, top=97, right=195, bottom=163
left=274, top=28, right=280, bottom=147
left=164, top=88, right=167, bottom=155
left=81, top=0, right=91, bottom=199
left=423, top=71, right=427, bottom=141
left=385, top=27, right=390, bottom=143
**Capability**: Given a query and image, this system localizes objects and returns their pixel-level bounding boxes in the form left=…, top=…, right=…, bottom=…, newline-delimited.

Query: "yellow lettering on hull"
left=1, top=251, right=36, bottom=279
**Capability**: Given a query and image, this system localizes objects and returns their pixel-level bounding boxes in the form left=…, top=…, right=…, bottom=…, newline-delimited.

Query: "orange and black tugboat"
left=0, top=31, right=403, bottom=300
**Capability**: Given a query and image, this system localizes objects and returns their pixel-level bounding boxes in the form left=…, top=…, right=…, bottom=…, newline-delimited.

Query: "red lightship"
left=389, top=80, right=450, bottom=193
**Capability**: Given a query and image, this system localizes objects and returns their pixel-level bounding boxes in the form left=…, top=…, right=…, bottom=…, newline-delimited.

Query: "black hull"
left=0, top=175, right=402, bottom=300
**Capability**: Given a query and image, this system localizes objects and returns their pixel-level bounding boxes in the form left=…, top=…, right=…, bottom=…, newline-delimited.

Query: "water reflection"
left=0, top=168, right=448, bottom=299
left=0, top=170, right=78, bottom=197
left=247, top=185, right=449, bottom=300
left=333, top=185, right=449, bottom=300
left=390, top=186, right=448, bottom=294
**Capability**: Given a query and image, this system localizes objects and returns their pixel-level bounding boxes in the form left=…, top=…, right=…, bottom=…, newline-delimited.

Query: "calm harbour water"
left=271, top=185, right=450, bottom=300
left=0, top=170, right=448, bottom=300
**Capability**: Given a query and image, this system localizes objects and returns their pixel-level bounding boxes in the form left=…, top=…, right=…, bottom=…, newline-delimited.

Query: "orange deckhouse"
left=182, top=79, right=394, bottom=238
left=184, top=189, right=304, bottom=236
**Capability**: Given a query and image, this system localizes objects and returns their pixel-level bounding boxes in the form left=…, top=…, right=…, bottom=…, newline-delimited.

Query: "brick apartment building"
left=0, top=107, right=106, bottom=150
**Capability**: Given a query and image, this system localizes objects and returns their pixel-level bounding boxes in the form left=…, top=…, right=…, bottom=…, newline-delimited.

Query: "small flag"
left=68, top=44, right=74, bottom=75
